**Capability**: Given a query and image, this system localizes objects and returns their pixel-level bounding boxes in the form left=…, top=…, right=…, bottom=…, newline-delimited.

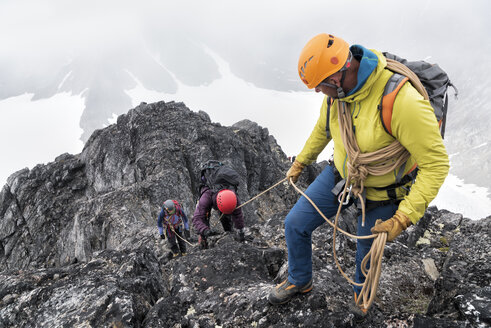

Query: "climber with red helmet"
left=192, top=161, right=246, bottom=249
left=268, top=33, right=449, bottom=320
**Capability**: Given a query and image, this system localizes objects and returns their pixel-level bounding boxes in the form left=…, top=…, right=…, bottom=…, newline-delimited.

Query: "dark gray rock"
left=0, top=247, right=166, bottom=327
left=0, top=101, right=303, bottom=272
left=0, top=101, right=490, bottom=327
left=426, top=214, right=491, bottom=326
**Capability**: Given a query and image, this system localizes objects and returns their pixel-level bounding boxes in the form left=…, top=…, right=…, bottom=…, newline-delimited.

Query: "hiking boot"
left=167, top=251, right=179, bottom=260
left=350, top=293, right=368, bottom=322
left=268, top=279, right=313, bottom=305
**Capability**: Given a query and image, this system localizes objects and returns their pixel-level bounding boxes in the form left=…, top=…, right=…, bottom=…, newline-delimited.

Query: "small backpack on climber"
left=199, top=160, right=241, bottom=214
left=199, top=160, right=241, bottom=193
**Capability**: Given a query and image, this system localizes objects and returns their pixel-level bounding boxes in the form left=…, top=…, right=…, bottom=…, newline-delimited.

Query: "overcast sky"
left=1, top=0, right=490, bottom=193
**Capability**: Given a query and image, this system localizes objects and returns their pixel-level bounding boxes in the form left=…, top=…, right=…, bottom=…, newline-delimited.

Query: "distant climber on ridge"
left=158, top=199, right=191, bottom=258
left=192, top=160, right=246, bottom=249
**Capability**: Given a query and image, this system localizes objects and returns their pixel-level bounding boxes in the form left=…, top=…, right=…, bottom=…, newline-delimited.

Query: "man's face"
left=315, top=83, right=337, bottom=97
left=314, top=71, right=342, bottom=97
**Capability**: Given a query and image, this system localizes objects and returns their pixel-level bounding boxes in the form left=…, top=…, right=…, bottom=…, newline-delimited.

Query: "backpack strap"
left=378, top=73, right=409, bottom=136
left=172, top=200, right=183, bottom=217
left=325, top=97, right=333, bottom=138
left=439, top=92, right=449, bottom=139
left=376, top=72, right=417, bottom=200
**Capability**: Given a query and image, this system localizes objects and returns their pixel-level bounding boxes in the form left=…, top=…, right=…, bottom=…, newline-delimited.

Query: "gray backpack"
left=199, top=160, right=240, bottom=195
left=381, top=52, right=458, bottom=139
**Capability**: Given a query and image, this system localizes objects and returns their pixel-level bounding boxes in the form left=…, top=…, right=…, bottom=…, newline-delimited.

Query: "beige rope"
left=230, top=176, right=389, bottom=310
left=323, top=59, right=429, bottom=309
left=164, top=175, right=386, bottom=309
left=338, top=101, right=410, bottom=227
left=236, top=177, right=288, bottom=209
left=289, top=178, right=385, bottom=310
left=333, top=98, right=408, bottom=309
left=162, top=215, right=197, bottom=247
left=386, top=59, right=429, bottom=99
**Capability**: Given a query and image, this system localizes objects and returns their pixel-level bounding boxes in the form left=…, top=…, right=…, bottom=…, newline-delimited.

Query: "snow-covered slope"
left=0, top=92, right=84, bottom=184
left=432, top=174, right=491, bottom=220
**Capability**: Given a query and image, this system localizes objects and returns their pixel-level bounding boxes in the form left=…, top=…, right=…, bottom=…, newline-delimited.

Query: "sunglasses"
left=316, top=77, right=333, bottom=88
left=165, top=208, right=176, bottom=215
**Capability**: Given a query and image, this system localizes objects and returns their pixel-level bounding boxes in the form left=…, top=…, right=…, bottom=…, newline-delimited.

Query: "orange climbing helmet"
left=216, top=189, right=237, bottom=214
left=298, top=33, right=351, bottom=89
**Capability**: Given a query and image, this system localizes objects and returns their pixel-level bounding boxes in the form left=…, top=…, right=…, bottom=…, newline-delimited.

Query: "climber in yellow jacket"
left=268, top=33, right=449, bottom=317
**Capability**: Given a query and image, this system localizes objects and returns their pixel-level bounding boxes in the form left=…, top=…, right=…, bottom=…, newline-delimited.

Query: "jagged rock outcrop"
left=0, top=101, right=489, bottom=327
left=0, top=101, right=317, bottom=272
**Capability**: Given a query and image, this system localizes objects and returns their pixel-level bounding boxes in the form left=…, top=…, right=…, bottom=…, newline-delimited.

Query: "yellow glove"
left=371, top=210, right=412, bottom=242
left=286, top=160, right=305, bottom=183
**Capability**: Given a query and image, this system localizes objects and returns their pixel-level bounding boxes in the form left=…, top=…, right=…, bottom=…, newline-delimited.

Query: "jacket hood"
left=341, top=49, right=387, bottom=103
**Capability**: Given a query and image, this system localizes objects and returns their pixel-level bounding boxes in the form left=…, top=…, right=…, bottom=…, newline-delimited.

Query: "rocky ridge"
left=0, top=101, right=489, bottom=327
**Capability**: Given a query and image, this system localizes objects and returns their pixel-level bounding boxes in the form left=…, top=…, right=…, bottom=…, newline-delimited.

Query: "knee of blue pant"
left=356, top=239, right=373, bottom=261
left=285, top=209, right=305, bottom=236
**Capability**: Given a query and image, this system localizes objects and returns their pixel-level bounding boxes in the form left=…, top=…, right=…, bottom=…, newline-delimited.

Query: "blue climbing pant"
left=285, top=164, right=398, bottom=295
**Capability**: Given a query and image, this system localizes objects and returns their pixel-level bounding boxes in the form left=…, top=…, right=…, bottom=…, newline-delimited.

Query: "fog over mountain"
left=1, top=0, right=490, bottom=188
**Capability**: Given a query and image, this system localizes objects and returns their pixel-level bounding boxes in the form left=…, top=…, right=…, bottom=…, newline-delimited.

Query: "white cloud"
left=125, top=46, right=328, bottom=159
left=0, top=92, right=84, bottom=185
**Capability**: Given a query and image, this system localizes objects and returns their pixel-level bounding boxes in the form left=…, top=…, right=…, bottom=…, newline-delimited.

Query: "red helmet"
left=216, top=189, right=237, bottom=214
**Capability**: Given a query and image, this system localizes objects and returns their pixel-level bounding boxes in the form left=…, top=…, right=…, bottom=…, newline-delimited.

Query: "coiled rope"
left=338, top=100, right=409, bottom=227
left=337, top=59, right=429, bottom=227
left=327, top=58, right=429, bottom=308
left=289, top=177, right=385, bottom=310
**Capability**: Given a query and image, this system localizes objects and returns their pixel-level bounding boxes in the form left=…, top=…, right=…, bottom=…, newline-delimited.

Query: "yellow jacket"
left=296, top=50, right=449, bottom=224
